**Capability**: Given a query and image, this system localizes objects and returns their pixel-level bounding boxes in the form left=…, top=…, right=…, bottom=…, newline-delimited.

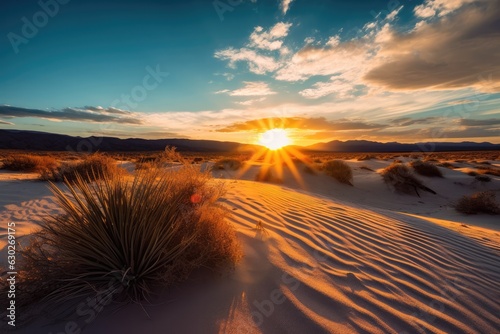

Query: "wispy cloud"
left=249, top=22, right=292, bottom=51
left=0, top=105, right=142, bottom=124
left=414, top=0, right=478, bottom=18
left=365, top=0, right=500, bottom=92
left=214, top=48, right=280, bottom=75
left=216, top=0, right=499, bottom=96
left=218, top=81, right=277, bottom=96
left=0, top=120, right=14, bottom=125
left=280, top=0, right=294, bottom=15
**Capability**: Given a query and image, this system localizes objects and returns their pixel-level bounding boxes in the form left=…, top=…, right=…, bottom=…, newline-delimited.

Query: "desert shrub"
left=303, top=165, right=317, bottom=175
left=357, top=154, right=376, bottom=161
left=475, top=175, right=491, bottom=182
left=1, top=154, right=58, bottom=174
left=6, top=166, right=240, bottom=318
left=455, top=191, right=500, bottom=215
left=467, top=171, right=478, bottom=176
left=381, top=163, right=436, bottom=196
left=47, top=154, right=122, bottom=182
left=213, top=158, right=242, bottom=171
left=410, top=160, right=444, bottom=177
left=479, top=167, right=500, bottom=177
left=438, top=162, right=456, bottom=169
left=323, top=160, right=353, bottom=186
left=255, top=167, right=282, bottom=183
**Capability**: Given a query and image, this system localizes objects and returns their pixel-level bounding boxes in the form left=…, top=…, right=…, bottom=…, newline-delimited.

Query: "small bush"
left=455, top=191, right=500, bottom=215
left=213, top=158, right=243, bottom=171
left=381, top=163, right=436, bottom=196
left=1, top=154, right=58, bottom=174
left=480, top=167, right=500, bottom=177
left=6, top=166, right=240, bottom=319
left=475, top=175, right=491, bottom=182
left=410, top=160, right=443, bottom=177
left=357, top=154, right=376, bottom=161
left=323, top=160, right=353, bottom=186
left=438, top=162, right=456, bottom=169
left=303, top=165, right=317, bottom=175
left=44, top=154, right=122, bottom=182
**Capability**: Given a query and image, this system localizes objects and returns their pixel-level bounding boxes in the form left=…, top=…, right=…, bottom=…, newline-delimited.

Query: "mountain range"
left=1, top=130, right=499, bottom=152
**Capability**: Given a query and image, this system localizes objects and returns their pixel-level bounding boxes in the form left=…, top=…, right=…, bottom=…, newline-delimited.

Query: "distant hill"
left=306, top=140, right=500, bottom=152
left=0, top=130, right=251, bottom=152
left=1, top=130, right=498, bottom=153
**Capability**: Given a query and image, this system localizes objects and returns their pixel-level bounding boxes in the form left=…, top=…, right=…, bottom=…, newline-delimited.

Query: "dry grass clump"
left=213, top=158, right=243, bottom=171
left=43, top=154, right=122, bottom=182
left=476, top=166, right=500, bottom=177
left=323, top=160, right=353, bottom=186
left=381, top=163, right=436, bottom=196
left=1, top=154, right=58, bottom=174
left=410, top=160, right=444, bottom=178
left=475, top=175, right=491, bottom=183
left=357, top=154, right=376, bottom=161
left=303, top=165, right=317, bottom=175
left=6, top=166, right=240, bottom=319
left=455, top=191, right=500, bottom=215
left=438, top=162, right=457, bottom=169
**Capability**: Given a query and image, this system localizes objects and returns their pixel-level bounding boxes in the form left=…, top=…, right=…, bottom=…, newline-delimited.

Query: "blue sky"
left=1, top=0, right=499, bottom=145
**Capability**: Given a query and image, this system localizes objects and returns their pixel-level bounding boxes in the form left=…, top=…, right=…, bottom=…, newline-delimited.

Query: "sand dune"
left=1, top=159, right=499, bottom=333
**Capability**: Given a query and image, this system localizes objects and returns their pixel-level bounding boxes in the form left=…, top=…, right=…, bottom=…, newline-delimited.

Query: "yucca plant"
left=14, top=165, right=240, bottom=318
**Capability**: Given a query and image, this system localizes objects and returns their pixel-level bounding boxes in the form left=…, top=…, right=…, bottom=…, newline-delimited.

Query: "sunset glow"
left=258, top=129, right=291, bottom=150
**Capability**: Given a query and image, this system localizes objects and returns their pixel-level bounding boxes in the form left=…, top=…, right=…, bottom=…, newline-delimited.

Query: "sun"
left=258, top=128, right=291, bottom=150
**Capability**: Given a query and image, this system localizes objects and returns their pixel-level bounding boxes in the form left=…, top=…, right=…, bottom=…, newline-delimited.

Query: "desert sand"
left=1, top=158, right=499, bottom=333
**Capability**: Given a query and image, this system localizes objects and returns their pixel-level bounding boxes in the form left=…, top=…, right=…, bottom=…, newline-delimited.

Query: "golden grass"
left=43, top=154, right=123, bottom=182
left=4, top=165, right=240, bottom=319
left=1, top=154, right=58, bottom=174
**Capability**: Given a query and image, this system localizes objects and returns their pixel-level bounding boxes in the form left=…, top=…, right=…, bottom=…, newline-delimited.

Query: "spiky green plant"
left=13, top=165, right=240, bottom=318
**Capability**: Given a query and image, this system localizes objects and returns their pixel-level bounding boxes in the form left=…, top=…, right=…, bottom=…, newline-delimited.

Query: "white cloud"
left=299, top=77, right=354, bottom=99
left=363, top=22, right=376, bottom=31
left=249, top=22, right=292, bottom=51
left=221, top=81, right=277, bottom=96
left=214, top=48, right=280, bottom=74
left=414, top=0, right=478, bottom=18
left=280, top=0, right=294, bottom=15
left=386, top=6, right=403, bottom=21
left=275, top=40, right=370, bottom=82
left=236, top=97, right=267, bottom=105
